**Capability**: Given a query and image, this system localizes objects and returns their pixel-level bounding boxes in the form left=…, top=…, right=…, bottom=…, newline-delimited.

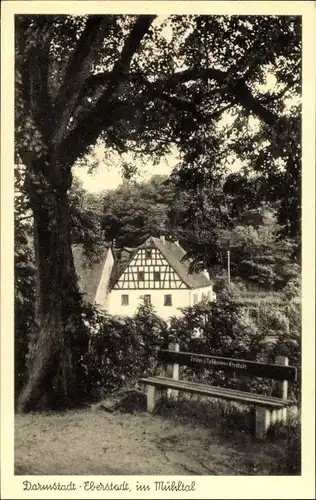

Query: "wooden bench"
left=139, top=343, right=298, bottom=439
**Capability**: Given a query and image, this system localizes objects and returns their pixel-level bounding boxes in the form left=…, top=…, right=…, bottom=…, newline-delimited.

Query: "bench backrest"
left=158, top=347, right=297, bottom=382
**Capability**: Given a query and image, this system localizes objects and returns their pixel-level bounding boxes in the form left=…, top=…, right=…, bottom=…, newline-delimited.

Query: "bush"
left=167, top=298, right=301, bottom=400
left=253, top=301, right=301, bottom=401
left=78, top=300, right=167, bottom=401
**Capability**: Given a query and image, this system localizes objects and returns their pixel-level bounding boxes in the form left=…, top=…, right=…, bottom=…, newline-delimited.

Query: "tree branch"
left=52, top=16, right=114, bottom=148
left=16, top=214, right=33, bottom=223
left=61, top=29, right=285, bottom=167
left=87, top=15, right=156, bottom=113
left=160, top=68, right=279, bottom=127
left=60, top=15, right=155, bottom=165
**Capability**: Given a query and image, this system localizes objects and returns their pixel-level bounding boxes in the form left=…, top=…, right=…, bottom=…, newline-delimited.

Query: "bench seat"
left=139, top=375, right=295, bottom=408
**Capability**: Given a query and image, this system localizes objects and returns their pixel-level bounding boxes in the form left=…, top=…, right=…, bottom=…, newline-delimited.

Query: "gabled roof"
left=73, top=237, right=213, bottom=304
left=151, top=237, right=212, bottom=289
left=110, top=236, right=212, bottom=290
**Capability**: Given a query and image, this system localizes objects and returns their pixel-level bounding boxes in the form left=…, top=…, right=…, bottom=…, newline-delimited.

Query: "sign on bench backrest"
left=158, top=347, right=297, bottom=382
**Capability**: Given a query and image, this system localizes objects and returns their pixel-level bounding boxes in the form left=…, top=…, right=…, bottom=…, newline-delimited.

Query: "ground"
left=15, top=390, right=293, bottom=476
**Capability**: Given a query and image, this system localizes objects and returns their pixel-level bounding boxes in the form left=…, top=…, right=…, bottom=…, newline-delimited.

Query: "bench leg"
left=280, top=407, right=287, bottom=423
left=147, top=385, right=161, bottom=413
left=270, top=409, right=277, bottom=426
left=275, top=409, right=283, bottom=423
left=255, top=407, right=271, bottom=439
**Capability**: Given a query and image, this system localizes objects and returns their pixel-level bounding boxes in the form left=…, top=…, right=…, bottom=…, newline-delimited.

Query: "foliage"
left=16, top=14, right=301, bottom=237
left=167, top=298, right=300, bottom=399
left=168, top=298, right=266, bottom=358
left=101, top=175, right=173, bottom=247
left=100, top=173, right=300, bottom=294
left=216, top=206, right=300, bottom=289
left=68, top=177, right=105, bottom=259
left=14, top=223, right=36, bottom=398
left=78, top=300, right=167, bottom=401
left=15, top=13, right=301, bottom=410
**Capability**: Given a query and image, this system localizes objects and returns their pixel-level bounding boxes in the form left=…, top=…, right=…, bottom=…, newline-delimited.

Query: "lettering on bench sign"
left=159, top=350, right=297, bottom=381
left=190, top=356, right=247, bottom=371
left=229, top=361, right=247, bottom=370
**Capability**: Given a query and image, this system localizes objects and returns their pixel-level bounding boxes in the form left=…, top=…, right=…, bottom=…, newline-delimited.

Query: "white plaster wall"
left=94, top=249, right=114, bottom=308
left=107, top=284, right=215, bottom=320
left=107, top=288, right=192, bottom=320
left=189, top=285, right=214, bottom=305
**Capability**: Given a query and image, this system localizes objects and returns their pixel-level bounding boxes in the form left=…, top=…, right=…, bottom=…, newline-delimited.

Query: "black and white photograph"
left=1, top=1, right=315, bottom=498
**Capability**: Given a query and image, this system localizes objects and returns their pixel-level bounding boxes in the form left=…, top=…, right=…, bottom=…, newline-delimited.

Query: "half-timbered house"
left=73, top=235, right=215, bottom=320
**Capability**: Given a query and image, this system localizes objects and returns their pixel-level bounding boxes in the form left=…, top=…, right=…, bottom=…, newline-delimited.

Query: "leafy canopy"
left=16, top=14, right=301, bottom=236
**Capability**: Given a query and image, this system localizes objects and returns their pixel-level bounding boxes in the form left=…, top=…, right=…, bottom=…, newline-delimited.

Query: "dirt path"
left=15, top=405, right=284, bottom=476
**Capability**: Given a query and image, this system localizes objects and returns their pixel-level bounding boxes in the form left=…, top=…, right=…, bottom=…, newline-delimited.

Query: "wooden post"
left=147, top=385, right=161, bottom=413
left=255, top=356, right=290, bottom=438
left=275, top=356, right=288, bottom=424
left=166, top=342, right=179, bottom=400
left=270, top=409, right=277, bottom=426
left=255, top=406, right=271, bottom=440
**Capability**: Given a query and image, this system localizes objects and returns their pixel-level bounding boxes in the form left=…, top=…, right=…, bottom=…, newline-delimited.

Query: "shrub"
left=167, top=298, right=300, bottom=400
left=78, top=300, right=167, bottom=401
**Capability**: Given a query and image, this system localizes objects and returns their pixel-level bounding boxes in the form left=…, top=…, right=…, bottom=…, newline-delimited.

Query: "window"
left=193, top=293, right=198, bottom=305
left=164, top=294, right=172, bottom=306
left=138, top=271, right=145, bottom=281
left=145, top=249, right=152, bottom=260
left=144, top=294, right=151, bottom=305
left=154, top=271, right=161, bottom=281
left=121, top=294, right=129, bottom=306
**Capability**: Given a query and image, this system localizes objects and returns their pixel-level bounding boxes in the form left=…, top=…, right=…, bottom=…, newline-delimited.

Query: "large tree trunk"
left=18, top=161, right=86, bottom=412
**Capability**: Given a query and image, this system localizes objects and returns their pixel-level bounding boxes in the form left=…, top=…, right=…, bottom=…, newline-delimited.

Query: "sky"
left=73, top=149, right=179, bottom=193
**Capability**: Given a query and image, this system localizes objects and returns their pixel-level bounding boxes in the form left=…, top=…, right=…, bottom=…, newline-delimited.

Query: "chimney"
left=160, top=235, right=166, bottom=245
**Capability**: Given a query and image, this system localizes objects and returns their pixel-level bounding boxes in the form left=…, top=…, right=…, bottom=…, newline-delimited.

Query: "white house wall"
left=99, top=244, right=215, bottom=320
left=107, top=288, right=192, bottom=320
left=189, top=285, right=215, bottom=306
left=94, top=249, right=114, bottom=308
left=107, top=285, right=215, bottom=320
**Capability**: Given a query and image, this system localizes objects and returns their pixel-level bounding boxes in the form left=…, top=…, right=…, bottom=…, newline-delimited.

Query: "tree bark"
left=18, top=160, right=85, bottom=412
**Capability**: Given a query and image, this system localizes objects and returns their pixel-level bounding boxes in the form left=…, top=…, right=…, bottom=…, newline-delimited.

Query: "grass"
left=15, top=389, right=301, bottom=476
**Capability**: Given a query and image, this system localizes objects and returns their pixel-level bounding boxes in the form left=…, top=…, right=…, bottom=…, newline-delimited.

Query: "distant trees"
left=99, top=174, right=300, bottom=292
left=101, top=175, right=173, bottom=247
left=216, top=207, right=300, bottom=290
left=68, top=177, right=105, bottom=259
